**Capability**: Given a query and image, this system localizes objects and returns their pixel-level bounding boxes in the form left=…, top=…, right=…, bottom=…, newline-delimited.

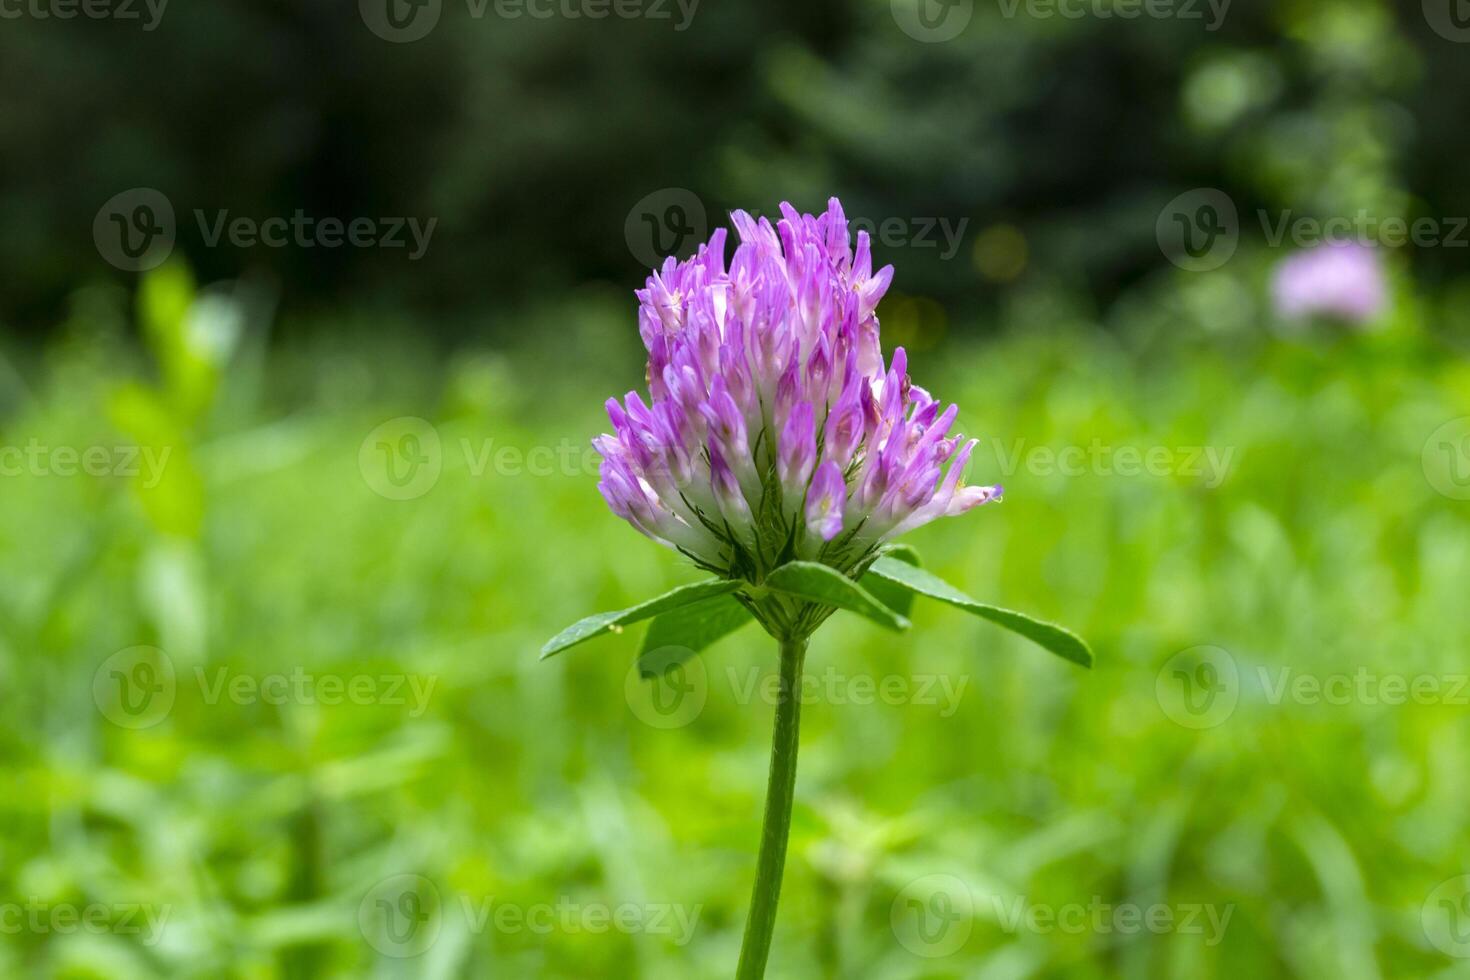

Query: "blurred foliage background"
left=4, top=0, right=1470, bottom=977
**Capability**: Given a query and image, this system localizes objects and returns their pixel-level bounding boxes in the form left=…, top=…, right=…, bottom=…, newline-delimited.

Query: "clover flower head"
left=1271, top=241, right=1386, bottom=327
left=595, top=198, right=1000, bottom=581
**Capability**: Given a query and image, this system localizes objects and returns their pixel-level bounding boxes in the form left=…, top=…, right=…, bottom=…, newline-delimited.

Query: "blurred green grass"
left=3, top=269, right=1470, bottom=978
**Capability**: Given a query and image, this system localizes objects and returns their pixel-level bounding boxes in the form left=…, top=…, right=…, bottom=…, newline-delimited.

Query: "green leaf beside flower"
left=540, top=579, right=743, bottom=659
left=637, top=595, right=755, bottom=678
left=865, top=556, right=1094, bottom=668
left=860, top=543, right=923, bottom=617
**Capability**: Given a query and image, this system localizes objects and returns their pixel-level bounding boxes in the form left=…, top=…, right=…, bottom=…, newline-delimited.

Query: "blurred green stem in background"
left=736, top=633, right=809, bottom=979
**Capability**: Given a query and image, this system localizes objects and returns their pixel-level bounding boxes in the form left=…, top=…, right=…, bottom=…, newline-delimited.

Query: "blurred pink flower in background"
left=1271, top=242, right=1387, bottom=327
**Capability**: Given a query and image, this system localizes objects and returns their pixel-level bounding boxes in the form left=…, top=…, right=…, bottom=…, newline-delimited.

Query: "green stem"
left=736, top=634, right=808, bottom=980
